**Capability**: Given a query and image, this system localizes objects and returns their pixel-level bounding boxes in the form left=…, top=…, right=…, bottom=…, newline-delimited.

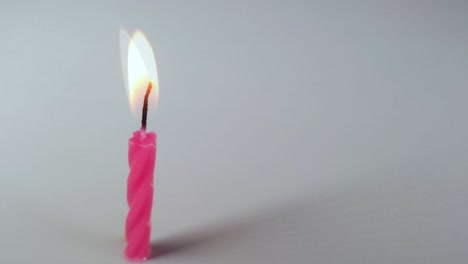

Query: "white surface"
left=1, top=0, right=468, bottom=263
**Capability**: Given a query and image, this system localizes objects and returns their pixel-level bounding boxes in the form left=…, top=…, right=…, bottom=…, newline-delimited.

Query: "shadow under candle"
left=148, top=196, right=314, bottom=260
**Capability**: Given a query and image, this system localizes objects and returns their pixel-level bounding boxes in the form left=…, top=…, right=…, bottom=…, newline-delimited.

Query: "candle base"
left=124, top=246, right=151, bottom=262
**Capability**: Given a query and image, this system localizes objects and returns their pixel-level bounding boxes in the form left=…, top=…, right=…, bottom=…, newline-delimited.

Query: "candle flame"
left=120, top=28, right=159, bottom=114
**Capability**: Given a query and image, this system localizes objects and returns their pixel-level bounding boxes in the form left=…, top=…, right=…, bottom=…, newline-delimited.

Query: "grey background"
left=1, top=0, right=468, bottom=263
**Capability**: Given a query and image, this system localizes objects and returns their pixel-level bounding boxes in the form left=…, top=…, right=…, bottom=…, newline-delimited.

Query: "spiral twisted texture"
left=125, top=131, right=156, bottom=261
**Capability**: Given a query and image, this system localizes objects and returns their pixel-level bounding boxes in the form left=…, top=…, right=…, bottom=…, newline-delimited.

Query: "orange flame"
left=120, top=28, right=159, bottom=114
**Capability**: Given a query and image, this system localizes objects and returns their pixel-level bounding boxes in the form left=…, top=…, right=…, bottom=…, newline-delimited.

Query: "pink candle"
left=125, top=131, right=156, bottom=260
left=121, top=28, right=160, bottom=261
left=125, top=82, right=156, bottom=261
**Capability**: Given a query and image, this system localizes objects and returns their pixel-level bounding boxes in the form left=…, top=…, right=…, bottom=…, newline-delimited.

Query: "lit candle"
left=121, top=29, right=160, bottom=261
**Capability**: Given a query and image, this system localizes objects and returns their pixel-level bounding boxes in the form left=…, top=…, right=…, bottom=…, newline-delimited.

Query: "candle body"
left=125, top=129, right=156, bottom=261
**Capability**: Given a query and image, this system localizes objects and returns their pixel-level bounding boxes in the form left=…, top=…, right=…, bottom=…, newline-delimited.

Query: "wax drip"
left=141, top=81, right=153, bottom=130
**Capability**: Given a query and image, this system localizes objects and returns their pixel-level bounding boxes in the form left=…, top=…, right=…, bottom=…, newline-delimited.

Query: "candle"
left=121, top=29, right=160, bottom=261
